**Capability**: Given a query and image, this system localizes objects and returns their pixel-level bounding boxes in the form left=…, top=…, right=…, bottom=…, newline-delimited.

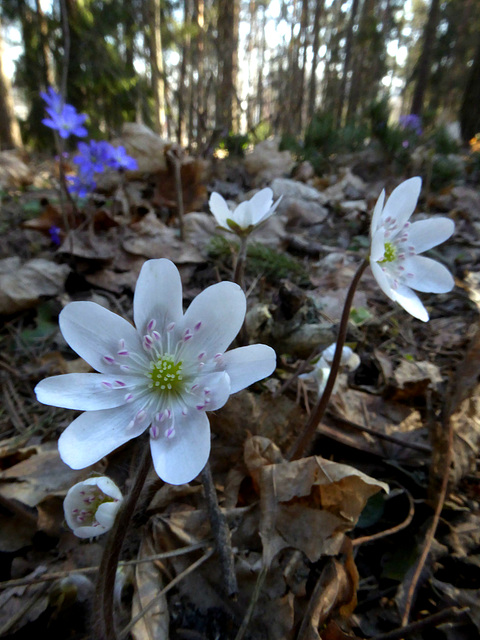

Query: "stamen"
left=102, top=381, right=113, bottom=389
left=117, top=349, right=129, bottom=356
left=198, top=352, right=205, bottom=360
left=103, top=355, right=115, bottom=365
left=165, top=426, right=175, bottom=438
left=151, top=425, right=158, bottom=439
left=114, top=380, right=126, bottom=387
left=147, top=319, right=156, bottom=332
left=194, top=322, right=202, bottom=331
left=152, top=331, right=161, bottom=341
left=167, top=322, right=175, bottom=332
left=124, top=393, right=134, bottom=403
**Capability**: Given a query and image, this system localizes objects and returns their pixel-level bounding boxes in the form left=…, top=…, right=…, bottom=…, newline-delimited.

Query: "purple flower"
left=67, top=173, right=97, bottom=198
left=73, top=140, right=112, bottom=174
left=40, top=87, right=64, bottom=114
left=42, top=103, right=88, bottom=139
left=399, top=114, right=422, bottom=137
left=49, top=225, right=62, bottom=246
left=105, top=145, right=138, bottom=171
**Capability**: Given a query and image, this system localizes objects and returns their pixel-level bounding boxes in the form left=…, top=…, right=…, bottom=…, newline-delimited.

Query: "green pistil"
left=148, top=354, right=183, bottom=393
left=379, top=241, right=397, bottom=264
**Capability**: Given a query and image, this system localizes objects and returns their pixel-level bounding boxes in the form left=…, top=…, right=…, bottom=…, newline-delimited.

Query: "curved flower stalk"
left=209, top=188, right=281, bottom=235
left=64, top=476, right=123, bottom=538
left=370, top=177, right=455, bottom=322
left=35, top=259, right=276, bottom=485
left=300, top=343, right=360, bottom=395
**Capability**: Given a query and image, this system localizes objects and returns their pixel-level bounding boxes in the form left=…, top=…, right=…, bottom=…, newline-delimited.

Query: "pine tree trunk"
left=307, top=0, right=325, bottom=121
left=460, top=35, right=480, bottom=142
left=0, top=17, right=22, bottom=149
left=149, top=0, right=168, bottom=137
left=410, top=0, right=440, bottom=116
left=216, top=0, right=239, bottom=135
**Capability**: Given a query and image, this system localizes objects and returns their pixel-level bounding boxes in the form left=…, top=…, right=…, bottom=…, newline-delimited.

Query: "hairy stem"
left=233, top=235, right=249, bottom=291
left=287, top=258, right=369, bottom=460
left=95, top=443, right=152, bottom=640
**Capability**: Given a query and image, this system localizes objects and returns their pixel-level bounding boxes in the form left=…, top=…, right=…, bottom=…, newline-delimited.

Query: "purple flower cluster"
left=399, top=114, right=423, bottom=137
left=41, top=87, right=138, bottom=198
left=68, top=140, right=138, bottom=197
left=41, top=88, right=88, bottom=139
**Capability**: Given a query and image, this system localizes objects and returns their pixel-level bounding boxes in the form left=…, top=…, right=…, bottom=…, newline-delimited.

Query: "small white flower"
left=64, top=476, right=123, bottom=538
left=370, top=177, right=455, bottom=322
left=35, top=259, right=276, bottom=485
left=299, top=343, right=360, bottom=395
left=209, top=187, right=281, bottom=233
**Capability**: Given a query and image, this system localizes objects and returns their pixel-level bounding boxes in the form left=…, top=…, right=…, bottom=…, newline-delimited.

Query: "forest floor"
left=0, top=141, right=480, bottom=640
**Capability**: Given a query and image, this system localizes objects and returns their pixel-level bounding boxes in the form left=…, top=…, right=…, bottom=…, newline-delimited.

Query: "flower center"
left=380, top=241, right=397, bottom=264
left=148, top=354, right=184, bottom=393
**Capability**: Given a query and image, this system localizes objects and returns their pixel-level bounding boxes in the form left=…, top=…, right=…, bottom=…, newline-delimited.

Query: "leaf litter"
left=0, top=136, right=480, bottom=639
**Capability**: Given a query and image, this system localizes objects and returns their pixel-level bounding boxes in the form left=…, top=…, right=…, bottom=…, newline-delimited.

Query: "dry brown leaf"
left=131, top=534, right=169, bottom=640
left=0, top=257, right=70, bottom=314
left=244, top=436, right=388, bottom=567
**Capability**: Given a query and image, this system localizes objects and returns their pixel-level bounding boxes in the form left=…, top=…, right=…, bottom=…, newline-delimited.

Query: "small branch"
left=95, top=442, right=152, bottom=640
left=201, top=463, right=238, bottom=598
left=401, top=409, right=454, bottom=625
left=373, top=607, right=469, bottom=640
left=287, top=258, right=369, bottom=460
left=352, top=490, right=414, bottom=547
left=233, top=565, right=268, bottom=640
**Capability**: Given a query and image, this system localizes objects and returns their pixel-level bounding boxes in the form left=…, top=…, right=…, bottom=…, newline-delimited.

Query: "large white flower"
left=35, top=259, right=276, bottom=485
left=209, top=187, right=281, bottom=233
left=64, top=476, right=123, bottom=538
left=370, top=177, right=455, bottom=322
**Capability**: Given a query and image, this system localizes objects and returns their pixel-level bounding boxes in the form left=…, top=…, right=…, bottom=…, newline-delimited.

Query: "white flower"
left=299, top=343, right=360, bottom=395
left=209, top=187, right=281, bottom=233
left=370, top=177, right=455, bottom=322
left=64, top=476, right=123, bottom=538
left=35, top=259, right=276, bottom=485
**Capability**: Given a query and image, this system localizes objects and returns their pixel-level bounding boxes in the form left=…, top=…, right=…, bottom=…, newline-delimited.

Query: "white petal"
left=150, top=411, right=210, bottom=484
left=189, top=371, right=231, bottom=411
left=371, top=228, right=386, bottom=262
left=181, top=281, right=246, bottom=359
left=60, top=302, right=144, bottom=374
left=390, top=283, right=429, bottom=321
left=133, top=259, right=184, bottom=336
left=381, top=177, right=421, bottom=229
left=74, top=524, right=108, bottom=538
left=209, top=192, right=231, bottom=228
left=371, top=260, right=396, bottom=301
left=221, top=344, right=276, bottom=394
left=248, top=188, right=274, bottom=225
left=233, top=200, right=251, bottom=227
left=95, top=501, right=121, bottom=528
left=35, top=373, right=141, bottom=410
left=58, top=401, right=148, bottom=470
left=370, top=189, right=385, bottom=236
left=407, top=218, right=455, bottom=254
left=95, top=476, right=123, bottom=501
left=402, top=256, right=455, bottom=293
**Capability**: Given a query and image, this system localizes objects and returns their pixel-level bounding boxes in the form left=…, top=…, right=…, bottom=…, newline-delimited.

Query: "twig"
left=287, top=258, right=369, bottom=460
left=0, top=543, right=209, bottom=591
left=95, top=442, right=152, bottom=640
left=400, top=407, right=454, bottom=626
left=120, top=548, right=214, bottom=639
left=167, top=147, right=185, bottom=240
left=373, top=606, right=469, bottom=640
left=352, top=490, right=414, bottom=547
left=233, top=565, right=268, bottom=640
left=200, top=463, right=238, bottom=598
left=326, top=412, right=432, bottom=454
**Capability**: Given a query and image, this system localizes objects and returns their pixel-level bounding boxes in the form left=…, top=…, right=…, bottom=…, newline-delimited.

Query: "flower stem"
left=287, top=258, right=369, bottom=460
left=94, top=442, right=152, bottom=640
left=200, top=463, right=238, bottom=598
left=233, top=235, right=249, bottom=291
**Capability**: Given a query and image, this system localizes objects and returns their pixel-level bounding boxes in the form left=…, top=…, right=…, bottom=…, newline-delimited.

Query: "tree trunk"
left=216, top=0, right=239, bottom=135
left=336, top=0, right=360, bottom=126
left=0, top=17, right=22, bottom=149
left=307, top=0, right=325, bottom=121
left=149, top=0, right=168, bottom=137
left=460, top=35, right=480, bottom=142
left=177, top=0, right=190, bottom=144
left=410, top=0, right=441, bottom=116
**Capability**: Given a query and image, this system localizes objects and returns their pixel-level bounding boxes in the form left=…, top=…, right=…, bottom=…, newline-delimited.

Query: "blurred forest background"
left=0, top=0, right=479, bottom=163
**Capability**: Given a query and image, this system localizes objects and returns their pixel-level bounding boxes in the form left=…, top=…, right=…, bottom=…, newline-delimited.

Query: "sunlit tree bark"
left=0, top=17, right=22, bottom=149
